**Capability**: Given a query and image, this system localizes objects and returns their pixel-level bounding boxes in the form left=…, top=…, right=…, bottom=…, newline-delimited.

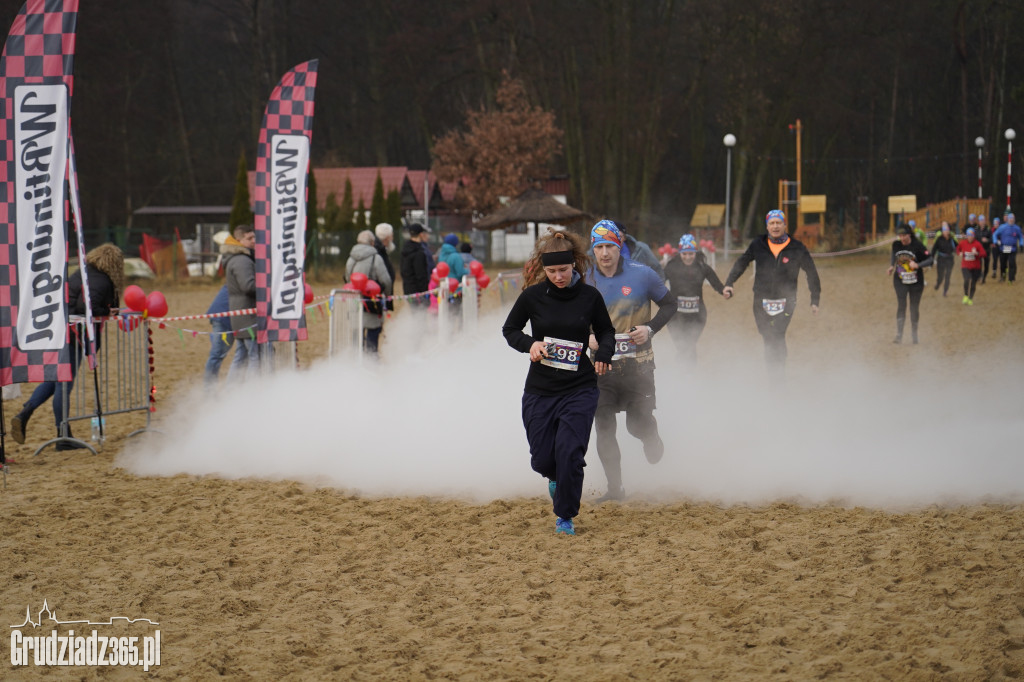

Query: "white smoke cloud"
left=120, top=306, right=1024, bottom=509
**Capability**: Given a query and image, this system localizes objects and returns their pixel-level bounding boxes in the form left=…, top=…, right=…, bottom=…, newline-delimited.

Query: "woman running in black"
left=931, top=222, right=957, bottom=297
left=887, top=225, right=933, bottom=344
left=502, top=230, right=616, bottom=536
left=663, top=233, right=726, bottom=367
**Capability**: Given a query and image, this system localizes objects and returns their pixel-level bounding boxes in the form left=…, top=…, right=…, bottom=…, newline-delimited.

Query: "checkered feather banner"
left=253, top=59, right=319, bottom=344
left=0, top=0, right=79, bottom=385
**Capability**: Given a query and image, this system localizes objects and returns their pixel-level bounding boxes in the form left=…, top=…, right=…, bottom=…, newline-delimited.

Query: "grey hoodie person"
left=222, top=241, right=256, bottom=333
left=345, top=243, right=394, bottom=330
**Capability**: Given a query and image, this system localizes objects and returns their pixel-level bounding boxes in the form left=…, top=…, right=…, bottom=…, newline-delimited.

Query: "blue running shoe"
left=555, top=517, right=575, bottom=535
left=548, top=479, right=557, bottom=500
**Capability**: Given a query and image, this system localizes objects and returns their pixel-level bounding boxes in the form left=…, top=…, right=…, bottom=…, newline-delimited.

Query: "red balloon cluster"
left=658, top=243, right=678, bottom=257
left=304, top=281, right=314, bottom=305
left=699, top=239, right=716, bottom=253
left=428, top=260, right=491, bottom=292
left=123, top=284, right=168, bottom=318
left=345, top=271, right=383, bottom=299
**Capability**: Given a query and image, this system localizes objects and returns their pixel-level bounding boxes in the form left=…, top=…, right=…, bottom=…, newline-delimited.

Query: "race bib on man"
left=1003, top=244, right=1014, bottom=254
left=676, top=296, right=700, bottom=314
left=963, top=251, right=976, bottom=261
left=899, top=270, right=918, bottom=285
left=541, top=337, right=583, bottom=371
left=612, top=333, right=637, bottom=359
left=762, top=298, right=786, bottom=316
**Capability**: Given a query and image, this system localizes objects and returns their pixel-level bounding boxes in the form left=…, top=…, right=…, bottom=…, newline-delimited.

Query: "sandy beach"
left=3, top=252, right=1023, bottom=680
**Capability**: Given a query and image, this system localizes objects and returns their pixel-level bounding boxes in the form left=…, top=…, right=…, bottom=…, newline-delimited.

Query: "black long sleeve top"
left=725, top=235, right=822, bottom=307
left=502, top=277, right=616, bottom=396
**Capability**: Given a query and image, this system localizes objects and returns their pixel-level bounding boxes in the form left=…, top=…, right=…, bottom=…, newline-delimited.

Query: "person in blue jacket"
left=586, top=220, right=676, bottom=502
left=204, top=285, right=234, bottom=389
left=992, top=212, right=1023, bottom=283
left=437, top=233, right=466, bottom=284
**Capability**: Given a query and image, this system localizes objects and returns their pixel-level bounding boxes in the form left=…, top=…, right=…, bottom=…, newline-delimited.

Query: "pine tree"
left=229, top=151, right=254, bottom=229
left=369, top=171, right=386, bottom=228
left=355, top=197, right=368, bottom=232
left=340, top=178, right=355, bottom=233
left=386, top=188, right=403, bottom=232
left=322, top=192, right=341, bottom=233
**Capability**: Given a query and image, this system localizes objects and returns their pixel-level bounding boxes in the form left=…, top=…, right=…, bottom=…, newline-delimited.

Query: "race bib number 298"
left=540, top=337, right=583, bottom=371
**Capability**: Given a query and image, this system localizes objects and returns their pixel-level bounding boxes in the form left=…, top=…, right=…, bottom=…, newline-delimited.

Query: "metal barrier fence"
left=496, top=270, right=523, bottom=307
left=37, top=314, right=154, bottom=455
left=328, top=275, right=483, bottom=358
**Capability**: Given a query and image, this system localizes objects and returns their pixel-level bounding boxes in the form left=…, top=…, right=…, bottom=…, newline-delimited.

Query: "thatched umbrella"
left=475, top=187, right=590, bottom=232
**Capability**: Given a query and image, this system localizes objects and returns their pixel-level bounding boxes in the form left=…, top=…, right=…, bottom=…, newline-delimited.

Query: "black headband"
left=541, top=250, right=575, bottom=266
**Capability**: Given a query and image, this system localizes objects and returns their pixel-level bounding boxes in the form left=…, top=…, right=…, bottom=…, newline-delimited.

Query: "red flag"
left=253, top=60, right=318, bottom=344
left=0, top=0, right=79, bottom=385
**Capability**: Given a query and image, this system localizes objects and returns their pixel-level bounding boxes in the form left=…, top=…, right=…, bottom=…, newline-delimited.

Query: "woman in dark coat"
left=10, top=243, right=124, bottom=449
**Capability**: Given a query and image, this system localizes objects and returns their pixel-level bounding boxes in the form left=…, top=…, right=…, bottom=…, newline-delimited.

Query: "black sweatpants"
left=998, top=250, right=1018, bottom=282
left=962, top=268, right=981, bottom=299
left=752, top=298, right=794, bottom=368
left=594, top=366, right=660, bottom=493
left=668, top=310, right=707, bottom=366
left=522, top=387, right=599, bottom=521
left=934, top=255, right=954, bottom=294
left=894, top=282, right=923, bottom=338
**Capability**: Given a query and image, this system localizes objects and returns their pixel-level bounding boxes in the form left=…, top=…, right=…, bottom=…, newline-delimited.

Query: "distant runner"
left=663, top=233, right=727, bottom=367
left=887, top=225, right=933, bottom=344
left=956, top=228, right=987, bottom=305
left=722, top=210, right=821, bottom=378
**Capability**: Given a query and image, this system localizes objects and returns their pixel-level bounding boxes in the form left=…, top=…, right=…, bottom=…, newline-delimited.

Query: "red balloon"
left=146, top=291, right=168, bottom=317
left=350, top=272, right=368, bottom=291
left=364, top=280, right=381, bottom=297
left=436, top=262, right=450, bottom=278
left=469, top=260, right=484, bottom=276
left=304, top=283, right=314, bottom=304
left=447, top=277, right=459, bottom=291
left=124, top=284, right=147, bottom=312
left=476, top=274, right=490, bottom=289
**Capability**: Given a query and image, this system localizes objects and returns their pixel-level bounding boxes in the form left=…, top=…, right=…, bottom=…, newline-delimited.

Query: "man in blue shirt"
left=992, top=212, right=1023, bottom=283
left=586, top=220, right=676, bottom=502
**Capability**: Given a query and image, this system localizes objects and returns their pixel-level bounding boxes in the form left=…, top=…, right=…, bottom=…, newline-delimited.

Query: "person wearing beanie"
left=992, top=213, right=1023, bottom=282
left=956, top=227, right=987, bottom=304
left=400, top=223, right=434, bottom=306
left=584, top=219, right=666, bottom=279
left=723, top=209, right=821, bottom=375
left=586, top=219, right=677, bottom=503
left=977, top=215, right=993, bottom=283
left=438, top=233, right=466, bottom=286
left=885, top=224, right=933, bottom=343
left=931, top=222, right=957, bottom=297
left=502, top=230, right=616, bottom=536
left=910, top=219, right=928, bottom=247
left=663, top=233, right=727, bottom=367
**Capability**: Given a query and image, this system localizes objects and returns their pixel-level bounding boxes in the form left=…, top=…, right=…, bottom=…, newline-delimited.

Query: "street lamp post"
left=1006, top=128, right=1016, bottom=214
left=975, top=136, right=985, bottom=199
left=723, top=133, right=736, bottom=260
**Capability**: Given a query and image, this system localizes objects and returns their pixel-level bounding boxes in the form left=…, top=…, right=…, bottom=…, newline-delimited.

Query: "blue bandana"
left=678, top=234, right=697, bottom=252
left=765, top=209, right=786, bottom=225
left=591, top=220, right=622, bottom=248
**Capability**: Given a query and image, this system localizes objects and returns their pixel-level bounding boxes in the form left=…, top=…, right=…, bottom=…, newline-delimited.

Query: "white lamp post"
left=1006, top=128, right=1016, bottom=214
left=975, top=136, right=985, bottom=199
left=723, top=133, right=736, bottom=259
